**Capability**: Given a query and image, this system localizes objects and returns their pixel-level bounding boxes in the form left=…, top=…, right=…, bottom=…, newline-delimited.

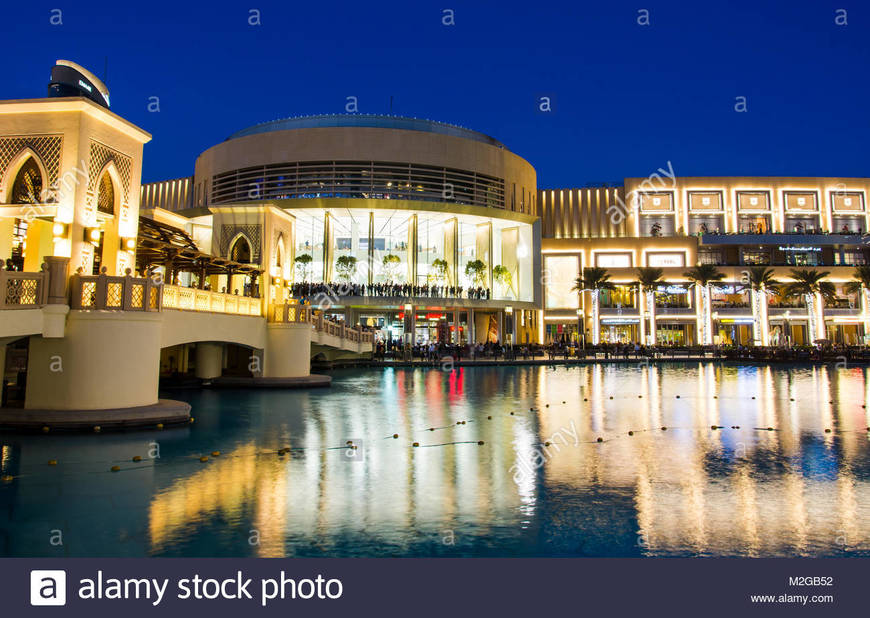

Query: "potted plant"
left=431, top=258, right=448, bottom=284
left=335, top=255, right=358, bottom=282
left=492, top=264, right=514, bottom=298
left=465, top=259, right=487, bottom=288
left=381, top=254, right=401, bottom=281
left=294, top=253, right=312, bottom=281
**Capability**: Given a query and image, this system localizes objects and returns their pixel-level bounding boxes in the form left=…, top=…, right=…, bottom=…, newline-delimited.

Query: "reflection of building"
left=540, top=178, right=870, bottom=346
left=143, top=115, right=542, bottom=346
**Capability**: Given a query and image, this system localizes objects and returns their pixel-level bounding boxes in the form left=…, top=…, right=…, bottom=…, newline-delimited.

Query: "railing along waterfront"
left=162, top=284, right=262, bottom=316
left=70, top=268, right=161, bottom=311
left=1, top=267, right=48, bottom=309
left=270, top=302, right=374, bottom=344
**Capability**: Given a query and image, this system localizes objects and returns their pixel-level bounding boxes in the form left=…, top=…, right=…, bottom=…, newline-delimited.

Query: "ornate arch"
left=228, top=232, right=253, bottom=263
left=93, top=160, right=122, bottom=215
left=1, top=148, right=50, bottom=204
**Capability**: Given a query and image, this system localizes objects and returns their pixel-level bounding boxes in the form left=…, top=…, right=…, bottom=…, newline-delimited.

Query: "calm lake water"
left=1, top=363, right=870, bottom=557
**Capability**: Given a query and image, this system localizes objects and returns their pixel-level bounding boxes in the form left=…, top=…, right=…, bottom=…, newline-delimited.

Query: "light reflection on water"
left=1, top=363, right=870, bottom=557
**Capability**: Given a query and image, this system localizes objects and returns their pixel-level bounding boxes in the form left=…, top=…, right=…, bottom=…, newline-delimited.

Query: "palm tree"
left=635, top=267, right=664, bottom=345
left=684, top=264, right=726, bottom=345
left=845, top=265, right=870, bottom=344
left=571, top=267, right=616, bottom=345
left=739, top=267, right=780, bottom=346
left=783, top=268, right=836, bottom=344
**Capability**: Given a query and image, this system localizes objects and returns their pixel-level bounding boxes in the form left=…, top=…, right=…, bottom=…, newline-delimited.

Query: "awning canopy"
left=136, top=216, right=262, bottom=276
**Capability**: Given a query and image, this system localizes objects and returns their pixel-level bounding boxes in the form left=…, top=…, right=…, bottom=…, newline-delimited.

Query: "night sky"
left=3, top=1, right=869, bottom=187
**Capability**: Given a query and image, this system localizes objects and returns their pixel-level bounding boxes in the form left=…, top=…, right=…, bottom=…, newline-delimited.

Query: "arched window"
left=97, top=172, right=115, bottom=214
left=230, top=236, right=252, bottom=263
left=11, top=158, right=43, bottom=204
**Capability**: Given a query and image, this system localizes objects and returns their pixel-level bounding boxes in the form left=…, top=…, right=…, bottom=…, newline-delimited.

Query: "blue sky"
left=3, top=1, right=869, bottom=187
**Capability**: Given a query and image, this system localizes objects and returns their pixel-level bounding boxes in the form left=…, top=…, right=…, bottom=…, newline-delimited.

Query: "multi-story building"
left=540, top=177, right=870, bottom=346
left=142, top=114, right=542, bottom=346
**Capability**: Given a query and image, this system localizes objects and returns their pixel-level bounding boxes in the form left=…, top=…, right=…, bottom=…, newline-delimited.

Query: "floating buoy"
left=346, top=440, right=353, bottom=445
left=829, top=401, right=834, bottom=404
left=562, top=401, right=566, bottom=404
left=529, top=407, right=534, bottom=411
left=545, top=404, right=549, bottom=408
left=790, top=398, right=794, bottom=402
left=41, top=426, right=49, bottom=433
left=751, top=396, right=755, bottom=400
left=863, top=405, right=866, bottom=409
left=0, top=475, right=12, bottom=482
left=429, top=428, right=435, bottom=431
left=413, top=442, right=420, bottom=447
left=110, top=465, right=120, bottom=472
left=661, top=427, right=667, bottom=431
left=583, top=398, right=587, bottom=402
left=711, top=425, right=718, bottom=430
left=628, top=431, right=634, bottom=436
left=477, top=440, right=485, bottom=445
left=510, top=412, right=515, bottom=416
left=199, top=456, right=209, bottom=462
left=48, top=460, right=57, bottom=466
left=767, top=427, right=774, bottom=431
left=675, top=395, right=680, bottom=399
left=609, top=396, right=614, bottom=400
left=277, top=448, right=286, bottom=456
left=393, top=433, right=399, bottom=439
left=487, top=416, right=492, bottom=420
left=211, top=451, right=221, bottom=457
left=456, top=421, right=462, bottom=425
left=596, top=437, right=603, bottom=443
left=461, top=421, right=466, bottom=425
left=156, top=423, right=164, bottom=430
left=824, top=429, right=832, bottom=433
left=93, top=426, right=101, bottom=433
left=638, top=395, right=642, bottom=398
left=713, top=396, right=718, bottom=399
left=132, top=455, right=142, bottom=462
left=544, top=441, right=551, bottom=446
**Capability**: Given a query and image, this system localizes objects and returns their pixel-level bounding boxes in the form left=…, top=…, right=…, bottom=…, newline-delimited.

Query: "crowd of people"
left=290, top=281, right=491, bottom=301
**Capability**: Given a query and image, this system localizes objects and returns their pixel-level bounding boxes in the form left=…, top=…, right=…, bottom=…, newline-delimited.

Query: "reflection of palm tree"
left=571, top=267, right=615, bottom=345
left=635, top=267, right=663, bottom=345
left=783, top=268, right=836, bottom=343
left=684, top=264, right=725, bottom=345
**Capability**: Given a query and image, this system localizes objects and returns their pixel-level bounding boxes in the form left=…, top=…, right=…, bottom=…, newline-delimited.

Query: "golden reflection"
left=143, top=365, right=870, bottom=556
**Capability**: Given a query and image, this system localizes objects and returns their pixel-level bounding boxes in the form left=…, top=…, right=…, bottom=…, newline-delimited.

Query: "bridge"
left=0, top=260, right=372, bottom=417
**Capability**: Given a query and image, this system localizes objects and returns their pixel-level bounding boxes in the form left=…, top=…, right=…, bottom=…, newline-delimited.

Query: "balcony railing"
left=70, top=269, right=161, bottom=311
left=1, top=268, right=48, bottom=309
left=162, top=284, right=262, bottom=316
left=270, top=302, right=374, bottom=344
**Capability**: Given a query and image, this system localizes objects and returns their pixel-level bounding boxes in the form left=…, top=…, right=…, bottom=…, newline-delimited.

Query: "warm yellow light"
left=89, top=228, right=101, bottom=243
left=52, top=222, right=65, bottom=237
left=505, top=306, right=513, bottom=315
left=123, top=237, right=136, bottom=251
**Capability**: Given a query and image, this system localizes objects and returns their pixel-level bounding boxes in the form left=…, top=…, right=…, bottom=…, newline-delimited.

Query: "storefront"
left=713, top=318, right=753, bottom=345
left=656, top=322, right=695, bottom=345
left=600, top=318, right=639, bottom=344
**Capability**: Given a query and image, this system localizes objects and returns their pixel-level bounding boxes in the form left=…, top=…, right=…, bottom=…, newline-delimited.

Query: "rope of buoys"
left=110, top=465, right=120, bottom=472
left=199, top=456, right=209, bottom=462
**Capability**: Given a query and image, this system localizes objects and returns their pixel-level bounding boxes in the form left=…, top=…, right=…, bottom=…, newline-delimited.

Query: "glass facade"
left=286, top=206, right=534, bottom=302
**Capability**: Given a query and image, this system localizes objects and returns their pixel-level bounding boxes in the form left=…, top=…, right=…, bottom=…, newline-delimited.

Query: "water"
left=1, top=363, right=870, bottom=557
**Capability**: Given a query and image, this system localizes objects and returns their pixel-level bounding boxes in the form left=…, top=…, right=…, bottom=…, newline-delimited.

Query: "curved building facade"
left=164, top=115, right=542, bottom=345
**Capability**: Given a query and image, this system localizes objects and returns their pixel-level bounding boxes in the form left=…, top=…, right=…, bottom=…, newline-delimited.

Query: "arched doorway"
left=230, top=235, right=252, bottom=263
left=92, top=170, right=117, bottom=274
left=7, top=157, right=45, bottom=270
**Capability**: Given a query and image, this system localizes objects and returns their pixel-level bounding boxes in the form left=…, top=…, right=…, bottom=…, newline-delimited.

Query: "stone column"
left=44, top=256, right=70, bottom=304
left=264, top=324, right=311, bottom=377
left=195, top=342, right=223, bottom=380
